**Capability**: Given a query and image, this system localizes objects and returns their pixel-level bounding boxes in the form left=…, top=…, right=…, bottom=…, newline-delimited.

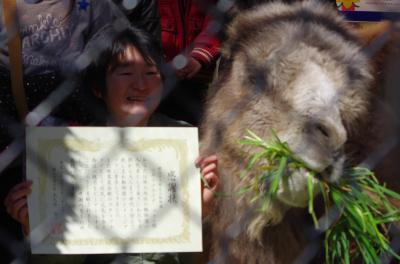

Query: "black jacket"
left=113, top=0, right=161, bottom=44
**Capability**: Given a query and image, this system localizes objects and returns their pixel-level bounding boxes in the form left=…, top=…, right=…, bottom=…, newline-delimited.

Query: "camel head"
left=201, top=1, right=373, bottom=232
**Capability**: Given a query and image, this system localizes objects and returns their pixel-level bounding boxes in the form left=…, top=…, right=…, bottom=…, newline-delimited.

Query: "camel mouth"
left=272, top=156, right=344, bottom=208
left=316, top=165, right=334, bottom=181
left=315, top=155, right=345, bottom=183
left=272, top=167, right=317, bottom=208
left=291, top=148, right=345, bottom=183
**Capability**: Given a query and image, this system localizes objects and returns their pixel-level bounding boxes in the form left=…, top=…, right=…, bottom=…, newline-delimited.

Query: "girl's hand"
left=4, top=181, right=32, bottom=234
left=184, top=57, right=202, bottom=79
left=175, top=57, right=202, bottom=79
left=196, top=155, right=219, bottom=217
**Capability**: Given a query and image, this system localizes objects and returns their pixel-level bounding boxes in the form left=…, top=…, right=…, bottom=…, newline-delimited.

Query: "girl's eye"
left=146, top=71, right=158, bottom=76
left=117, top=72, right=133, bottom=76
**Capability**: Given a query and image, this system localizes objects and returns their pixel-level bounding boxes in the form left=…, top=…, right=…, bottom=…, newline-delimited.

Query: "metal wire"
left=1, top=0, right=399, bottom=263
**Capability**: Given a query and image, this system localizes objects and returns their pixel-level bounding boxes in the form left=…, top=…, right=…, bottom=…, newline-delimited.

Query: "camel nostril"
left=316, top=123, right=330, bottom=138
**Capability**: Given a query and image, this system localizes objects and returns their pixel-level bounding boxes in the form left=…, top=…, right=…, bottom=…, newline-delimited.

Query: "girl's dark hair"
left=82, top=25, right=163, bottom=124
left=84, top=24, right=163, bottom=96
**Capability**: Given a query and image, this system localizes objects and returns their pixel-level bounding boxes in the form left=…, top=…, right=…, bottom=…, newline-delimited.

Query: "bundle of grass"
left=233, top=130, right=400, bottom=264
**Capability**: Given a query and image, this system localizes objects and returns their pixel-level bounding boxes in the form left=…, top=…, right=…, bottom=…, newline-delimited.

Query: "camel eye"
left=247, top=69, right=268, bottom=93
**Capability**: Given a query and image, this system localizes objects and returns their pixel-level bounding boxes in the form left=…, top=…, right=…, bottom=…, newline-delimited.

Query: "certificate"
left=336, top=0, right=400, bottom=21
left=26, top=127, right=202, bottom=254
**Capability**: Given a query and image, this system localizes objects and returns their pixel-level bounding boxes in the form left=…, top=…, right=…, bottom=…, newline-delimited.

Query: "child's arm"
left=4, top=181, right=32, bottom=234
left=195, top=155, right=219, bottom=218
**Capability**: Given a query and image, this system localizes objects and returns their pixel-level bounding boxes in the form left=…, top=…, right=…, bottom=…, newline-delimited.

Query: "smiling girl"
left=4, top=25, right=219, bottom=264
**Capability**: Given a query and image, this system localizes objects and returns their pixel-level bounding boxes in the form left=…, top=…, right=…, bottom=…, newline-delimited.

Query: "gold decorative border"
left=37, top=138, right=101, bottom=220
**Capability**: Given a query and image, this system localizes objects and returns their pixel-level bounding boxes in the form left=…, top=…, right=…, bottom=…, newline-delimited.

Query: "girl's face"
left=100, top=45, right=162, bottom=126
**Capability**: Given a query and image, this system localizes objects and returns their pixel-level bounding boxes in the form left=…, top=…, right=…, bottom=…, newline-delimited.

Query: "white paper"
left=26, top=127, right=202, bottom=254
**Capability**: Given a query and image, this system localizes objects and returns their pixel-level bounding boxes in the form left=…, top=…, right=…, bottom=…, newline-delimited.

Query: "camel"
left=200, top=1, right=399, bottom=263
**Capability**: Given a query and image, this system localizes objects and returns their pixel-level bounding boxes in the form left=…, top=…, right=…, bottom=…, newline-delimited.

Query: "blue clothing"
left=0, top=0, right=124, bottom=75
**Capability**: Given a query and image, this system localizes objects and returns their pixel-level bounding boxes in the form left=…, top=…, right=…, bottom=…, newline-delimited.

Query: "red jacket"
left=158, top=0, right=220, bottom=66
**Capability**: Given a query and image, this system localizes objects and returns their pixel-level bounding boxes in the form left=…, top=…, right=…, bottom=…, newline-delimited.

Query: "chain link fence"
left=1, top=0, right=399, bottom=263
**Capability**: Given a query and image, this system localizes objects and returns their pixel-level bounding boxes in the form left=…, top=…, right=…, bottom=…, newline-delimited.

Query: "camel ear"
left=352, top=21, right=392, bottom=46
left=350, top=21, right=396, bottom=61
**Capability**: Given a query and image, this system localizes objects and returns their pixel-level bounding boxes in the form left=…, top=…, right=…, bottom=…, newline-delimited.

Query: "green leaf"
left=246, top=129, right=263, bottom=141
left=340, top=232, right=350, bottom=264
left=307, top=172, right=318, bottom=228
left=236, top=185, right=252, bottom=196
left=246, top=151, right=267, bottom=171
left=230, top=129, right=400, bottom=264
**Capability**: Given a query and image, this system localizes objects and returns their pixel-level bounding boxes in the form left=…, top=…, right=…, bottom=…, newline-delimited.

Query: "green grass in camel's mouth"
left=218, top=129, right=400, bottom=264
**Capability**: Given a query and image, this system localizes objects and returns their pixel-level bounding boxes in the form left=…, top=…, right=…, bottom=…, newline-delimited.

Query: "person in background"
left=157, top=0, right=221, bottom=126
left=4, top=25, right=219, bottom=264
left=113, top=0, right=161, bottom=42
left=0, top=0, right=128, bottom=135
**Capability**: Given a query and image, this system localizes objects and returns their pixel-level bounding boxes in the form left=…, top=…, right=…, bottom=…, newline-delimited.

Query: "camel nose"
left=311, top=118, right=347, bottom=151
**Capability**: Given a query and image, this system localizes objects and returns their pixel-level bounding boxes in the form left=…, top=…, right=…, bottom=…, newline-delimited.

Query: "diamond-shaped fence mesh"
left=0, top=0, right=399, bottom=263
